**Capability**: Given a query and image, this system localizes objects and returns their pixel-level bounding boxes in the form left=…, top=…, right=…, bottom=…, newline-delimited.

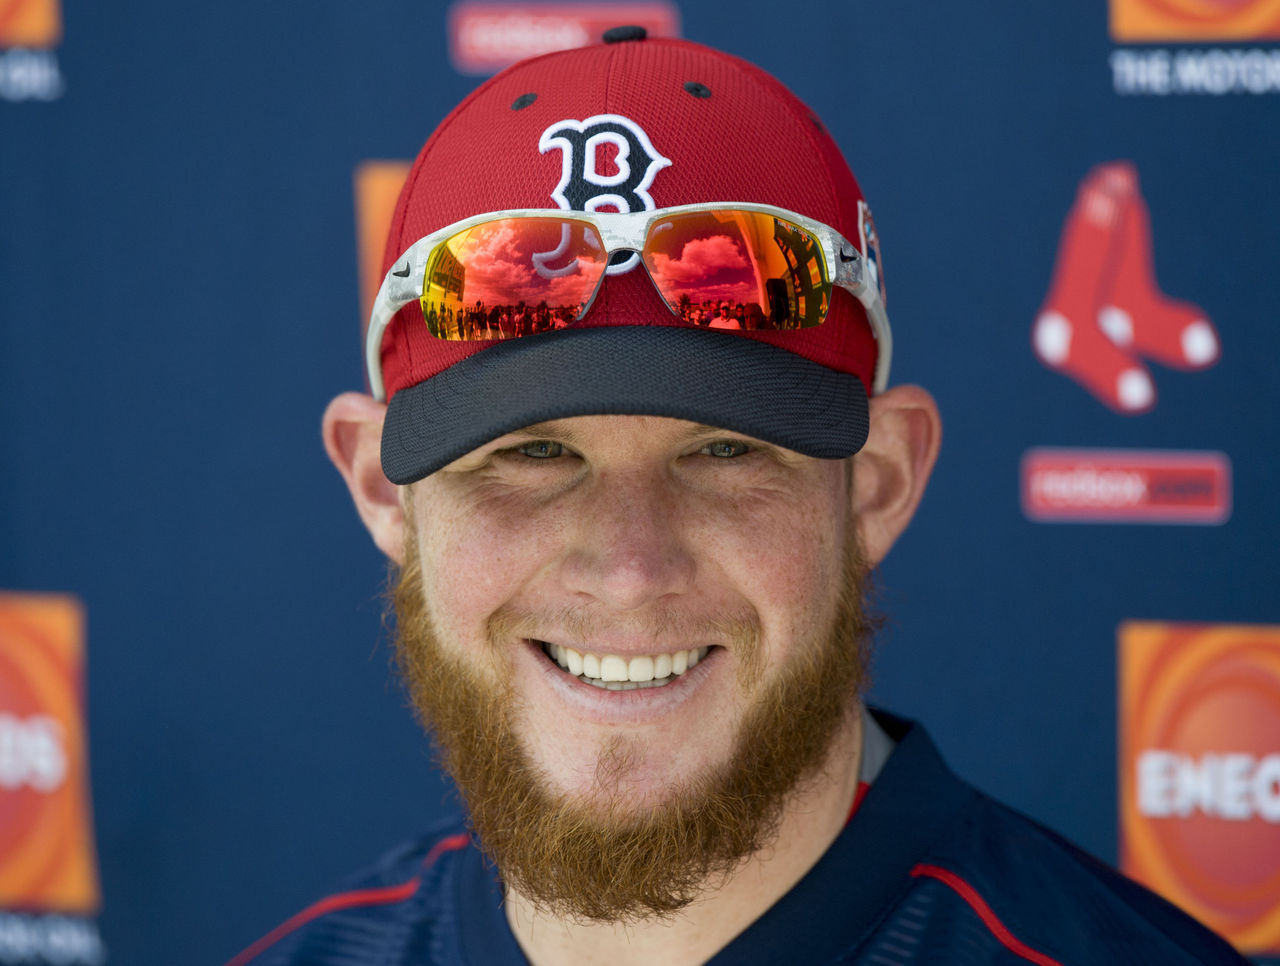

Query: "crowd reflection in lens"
left=417, top=213, right=828, bottom=341
left=422, top=299, right=579, bottom=340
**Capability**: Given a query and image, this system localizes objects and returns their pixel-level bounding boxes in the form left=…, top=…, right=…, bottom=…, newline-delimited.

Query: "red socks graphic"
left=1033, top=162, right=1219, bottom=413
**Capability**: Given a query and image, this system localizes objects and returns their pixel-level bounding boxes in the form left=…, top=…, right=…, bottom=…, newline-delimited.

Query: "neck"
left=504, top=703, right=864, bottom=966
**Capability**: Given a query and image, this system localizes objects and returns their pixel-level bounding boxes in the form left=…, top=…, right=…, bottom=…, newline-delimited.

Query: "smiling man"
left=231, top=29, right=1249, bottom=966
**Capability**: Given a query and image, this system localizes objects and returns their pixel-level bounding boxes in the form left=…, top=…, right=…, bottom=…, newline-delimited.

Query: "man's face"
left=394, top=414, right=871, bottom=919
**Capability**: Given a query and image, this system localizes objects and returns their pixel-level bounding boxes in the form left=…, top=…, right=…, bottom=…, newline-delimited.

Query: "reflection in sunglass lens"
left=642, top=211, right=831, bottom=331
left=420, top=218, right=608, bottom=340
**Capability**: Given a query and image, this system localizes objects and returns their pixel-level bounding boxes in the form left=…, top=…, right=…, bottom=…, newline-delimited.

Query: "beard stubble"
left=392, top=524, right=873, bottom=923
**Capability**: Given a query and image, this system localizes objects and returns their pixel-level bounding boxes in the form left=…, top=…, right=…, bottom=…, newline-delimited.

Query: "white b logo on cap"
left=538, top=114, right=671, bottom=274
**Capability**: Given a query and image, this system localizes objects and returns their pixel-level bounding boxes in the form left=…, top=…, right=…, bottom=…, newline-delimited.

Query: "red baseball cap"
left=373, top=29, right=886, bottom=483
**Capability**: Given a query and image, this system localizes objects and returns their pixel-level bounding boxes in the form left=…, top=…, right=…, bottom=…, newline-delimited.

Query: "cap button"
left=602, top=25, right=647, bottom=43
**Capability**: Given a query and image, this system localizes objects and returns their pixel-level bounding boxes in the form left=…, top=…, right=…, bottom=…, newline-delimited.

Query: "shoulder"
left=880, top=787, right=1248, bottom=965
left=842, top=713, right=1248, bottom=965
left=225, top=815, right=473, bottom=966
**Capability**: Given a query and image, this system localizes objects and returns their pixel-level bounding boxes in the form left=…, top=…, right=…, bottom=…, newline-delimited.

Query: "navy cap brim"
left=381, top=326, right=869, bottom=485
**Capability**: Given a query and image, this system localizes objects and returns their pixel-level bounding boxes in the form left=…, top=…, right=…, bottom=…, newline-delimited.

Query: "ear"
left=851, top=385, right=941, bottom=567
left=322, top=392, right=406, bottom=564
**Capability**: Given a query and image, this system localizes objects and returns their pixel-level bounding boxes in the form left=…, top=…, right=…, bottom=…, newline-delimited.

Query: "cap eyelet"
left=511, top=92, right=537, bottom=110
left=603, top=25, right=647, bottom=43
left=683, top=81, right=711, bottom=99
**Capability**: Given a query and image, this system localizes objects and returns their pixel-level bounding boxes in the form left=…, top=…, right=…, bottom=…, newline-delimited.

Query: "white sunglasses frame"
left=365, top=202, right=892, bottom=402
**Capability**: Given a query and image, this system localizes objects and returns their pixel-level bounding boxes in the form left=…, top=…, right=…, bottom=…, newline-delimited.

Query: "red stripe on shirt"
left=845, top=780, right=871, bottom=826
left=910, top=863, right=1065, bottom=966
left=225, top=831, right=471, bottom=966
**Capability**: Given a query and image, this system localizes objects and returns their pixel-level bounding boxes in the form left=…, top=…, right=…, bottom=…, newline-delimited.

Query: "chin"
left=532, top=733, right=728, bottom=814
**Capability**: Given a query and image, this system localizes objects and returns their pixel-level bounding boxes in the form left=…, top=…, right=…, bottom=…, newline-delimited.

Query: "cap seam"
left=685, top=43, right=842, bottom=221
left=603, top=39, right=617, bottom=109
left=386, top=41, right=626, bottom=395
left=757, top=69, right=840, bottom=220
left=384, top=72, right=509, bottom=395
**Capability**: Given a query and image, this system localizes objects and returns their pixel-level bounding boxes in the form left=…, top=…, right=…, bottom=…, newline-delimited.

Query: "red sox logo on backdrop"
left=537, top=113, right=671, bottom=275
left=1032, top=162, right=1220, bottom=413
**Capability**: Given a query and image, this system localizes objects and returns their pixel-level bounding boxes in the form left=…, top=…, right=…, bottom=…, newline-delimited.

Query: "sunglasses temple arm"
left=365, top=299, right=392, bottom=402
left=864, top=298, right=892, bottom=395
left=366, top=254, right=431, bottom=401
left=832, top=245, right=892, bottom=395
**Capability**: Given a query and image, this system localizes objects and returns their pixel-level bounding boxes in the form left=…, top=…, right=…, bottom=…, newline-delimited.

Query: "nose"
left=559, top=468, right=695, bottom=612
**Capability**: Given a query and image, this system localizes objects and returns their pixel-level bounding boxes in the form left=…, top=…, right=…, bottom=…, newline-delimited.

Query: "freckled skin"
left=407, top=414, right=852, bottom=806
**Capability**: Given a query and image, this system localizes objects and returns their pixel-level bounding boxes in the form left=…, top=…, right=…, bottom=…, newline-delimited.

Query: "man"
left=232, top=30, right=1248, bottom=966
left=708, top=302, right=739, bottom=329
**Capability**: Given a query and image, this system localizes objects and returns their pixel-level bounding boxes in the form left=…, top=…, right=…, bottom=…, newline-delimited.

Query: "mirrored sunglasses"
left=366, top=203, right=891, bottom=401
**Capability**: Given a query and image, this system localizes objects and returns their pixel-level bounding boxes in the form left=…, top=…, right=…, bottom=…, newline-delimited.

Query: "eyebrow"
left=507, top=422, right=587, bottom=446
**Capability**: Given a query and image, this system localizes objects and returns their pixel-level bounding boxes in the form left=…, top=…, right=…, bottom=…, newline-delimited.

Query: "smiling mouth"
left=537, top=641, right=711, bottom=691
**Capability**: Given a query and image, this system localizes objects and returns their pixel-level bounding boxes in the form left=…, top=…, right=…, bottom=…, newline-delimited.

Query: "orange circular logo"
left=1121, top=622, right=1280, bottom=955
left=0, top=593, right=99, bottom=914
left=1111, top=0, right=1280, bottom=40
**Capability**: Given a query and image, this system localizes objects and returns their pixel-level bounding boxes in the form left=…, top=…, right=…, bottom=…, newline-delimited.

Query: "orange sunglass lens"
left=642, top=211, right=831, bottom=331
left=419, top=218, right=608, bottom=340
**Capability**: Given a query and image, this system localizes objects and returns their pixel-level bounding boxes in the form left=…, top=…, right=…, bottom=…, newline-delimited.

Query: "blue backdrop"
left=2, top=2, right=1277, bottom=963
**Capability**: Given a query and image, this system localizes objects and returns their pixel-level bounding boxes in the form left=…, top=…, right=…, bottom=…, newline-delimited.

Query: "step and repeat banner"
left=2, top=1, right=1277, bottom=963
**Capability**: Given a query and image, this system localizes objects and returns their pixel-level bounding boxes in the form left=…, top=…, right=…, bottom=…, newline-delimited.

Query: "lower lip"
left=519, top=639, right=718, bottom=722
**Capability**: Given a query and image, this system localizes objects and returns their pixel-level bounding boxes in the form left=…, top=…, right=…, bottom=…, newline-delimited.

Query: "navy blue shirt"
left=231, top=712, right=1249, bottom=965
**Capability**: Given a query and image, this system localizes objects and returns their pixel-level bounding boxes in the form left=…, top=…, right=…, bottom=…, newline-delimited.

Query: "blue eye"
left=703, top=439, right=750, bottom=458
left=518, top=440, right=564, bottom=459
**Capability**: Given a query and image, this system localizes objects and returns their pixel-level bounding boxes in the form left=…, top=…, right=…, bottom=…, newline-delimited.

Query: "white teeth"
left=600, top=655, right=629, bottom=682
left=628, top=655, right=654, bottom=683
left=541, top=642, right=709, bottom=690
left=565, top=647, right=584, bottom=676
left=653, top=653, right=672, bottom=679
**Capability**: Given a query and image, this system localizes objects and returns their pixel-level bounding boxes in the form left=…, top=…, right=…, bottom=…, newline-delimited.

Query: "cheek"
left=411, top=490, right=571, bottom=644
left=696, top=485, right=847, bottom=663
